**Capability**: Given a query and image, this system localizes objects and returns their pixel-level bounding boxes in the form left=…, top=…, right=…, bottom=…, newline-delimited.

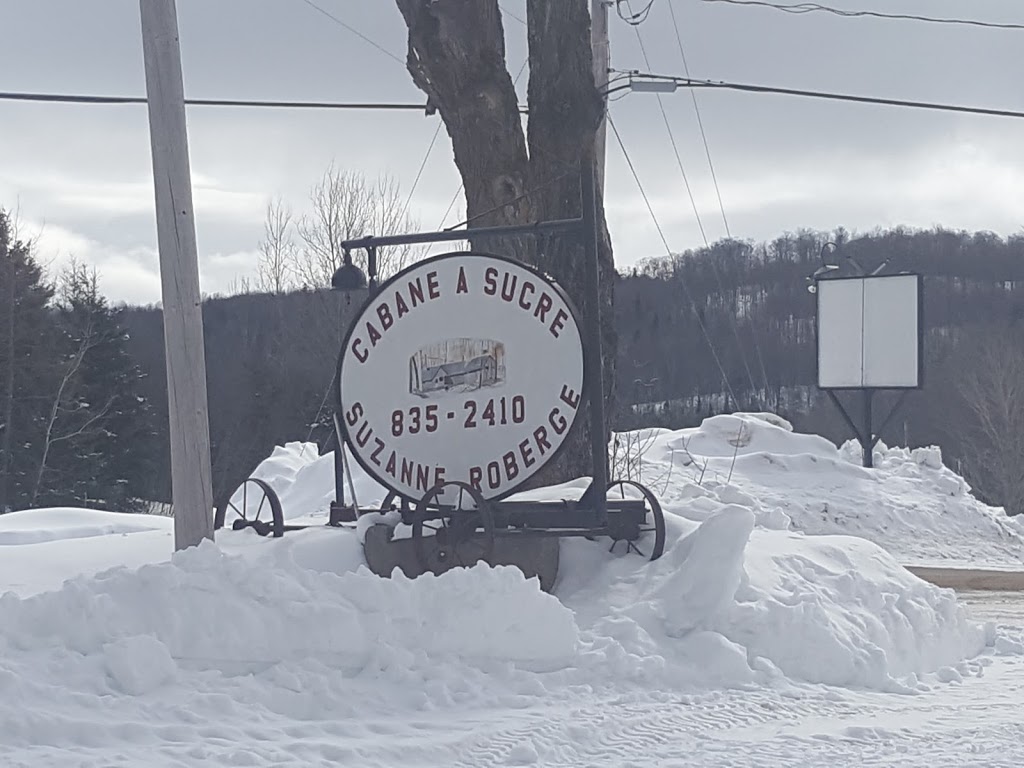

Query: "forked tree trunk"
left=393, top=0, right=617, bottom=486
left=394, top=0, right=531, bottom=249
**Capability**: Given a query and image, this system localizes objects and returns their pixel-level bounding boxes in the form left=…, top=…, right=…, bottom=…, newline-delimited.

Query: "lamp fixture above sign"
left=336, top=251, right=586, bottom=505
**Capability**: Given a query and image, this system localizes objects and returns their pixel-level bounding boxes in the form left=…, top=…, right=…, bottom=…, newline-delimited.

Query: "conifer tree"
left=31, top=262, right=156, bottom=512
left=0, top=209, right=56, bottom=512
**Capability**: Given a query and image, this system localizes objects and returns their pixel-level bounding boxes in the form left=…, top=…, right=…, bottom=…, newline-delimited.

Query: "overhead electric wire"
left=443, top=167, right=579, bottom=232
left=667, top=2, right=772, bottom=399
left=0, top=91, right=424, bottom=110
left=623, top=5, right=709, bottom=246
left=616, top=0, right=655, bottom=26
left=625, top=1, right=761, bottom=402
left=667, top=1, right=730, bottom=238
left=499, top=2, right=526, bottom=26
left=700, top=0, right=1024, bottom=30
left=0, top=91, right=532, bottom=114
left=607, top=74, right=1024, bottom=121
left=399, top=121, right=444, bottom=224
left=299, top=0, right=406, bottom=65
left=607, top=112, right=740, bottom=410
left=433, top=55, right=531, bottom=255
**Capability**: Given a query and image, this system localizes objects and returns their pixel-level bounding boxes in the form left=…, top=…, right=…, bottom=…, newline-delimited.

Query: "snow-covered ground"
left=614, top=413, right=1024, bottom=570
left=3, top=413, right=1024, bottom=766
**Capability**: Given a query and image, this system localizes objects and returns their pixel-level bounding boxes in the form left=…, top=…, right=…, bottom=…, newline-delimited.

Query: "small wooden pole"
left=591, top=0, right=610, bottom=192
left=140, top=0, right=214, bottom=549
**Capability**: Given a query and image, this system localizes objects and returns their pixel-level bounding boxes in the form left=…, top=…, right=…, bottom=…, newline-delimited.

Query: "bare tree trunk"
left=525, top=0, right=616, bottom=484
left=393, top=0, right=532, bottom=255
left=392, top=0, right=617, bottom=486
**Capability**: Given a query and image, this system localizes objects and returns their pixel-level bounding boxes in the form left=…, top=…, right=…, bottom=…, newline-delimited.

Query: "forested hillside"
left=116, top=226, right=1024, bottom=516
left=5, top=205, right=1022, bottom=517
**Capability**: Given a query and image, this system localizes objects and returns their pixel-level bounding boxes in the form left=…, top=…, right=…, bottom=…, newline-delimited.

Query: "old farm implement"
left=215, top=159, right=665, bottom=587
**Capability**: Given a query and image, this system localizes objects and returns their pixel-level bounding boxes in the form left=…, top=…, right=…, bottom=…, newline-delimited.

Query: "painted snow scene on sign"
left=409, top=337, right=506, bottom=397
left=5, top=413, right=1024, bottom=767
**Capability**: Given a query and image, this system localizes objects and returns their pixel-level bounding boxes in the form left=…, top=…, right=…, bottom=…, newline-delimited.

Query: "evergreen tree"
left=0, top=210, right=56, bottom=513
left=31, top=262, right=156, bottom=513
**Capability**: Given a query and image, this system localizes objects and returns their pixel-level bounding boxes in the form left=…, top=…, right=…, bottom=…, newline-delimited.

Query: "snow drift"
left=0, top=410, right=1012, bottom=719
left=622, top=412, right=1024, bottom=569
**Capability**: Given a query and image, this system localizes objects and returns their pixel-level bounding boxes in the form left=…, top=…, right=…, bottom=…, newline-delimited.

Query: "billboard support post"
left=862, top=389, right=873, bottom=468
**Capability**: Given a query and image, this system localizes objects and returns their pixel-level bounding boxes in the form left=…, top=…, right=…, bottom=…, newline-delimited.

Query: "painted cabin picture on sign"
left=409, top=338, right=507, bottom=397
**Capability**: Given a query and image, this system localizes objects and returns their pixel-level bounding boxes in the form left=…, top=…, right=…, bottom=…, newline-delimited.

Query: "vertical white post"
left=591, top=0, right=610, bottom=192
left=140, top=0, right=214, bottom=550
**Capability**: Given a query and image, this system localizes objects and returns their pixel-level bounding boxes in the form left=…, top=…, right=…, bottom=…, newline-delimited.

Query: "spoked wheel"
left=214, top=478, right=285, bottom=538
left=410, top=481, right=495, bottom=574
left=607, top=480, right=666, bottom=561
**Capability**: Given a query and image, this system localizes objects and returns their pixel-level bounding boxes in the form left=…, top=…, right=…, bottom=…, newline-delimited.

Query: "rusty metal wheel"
left=607, top=480, right=665, bottom=561
left=410, top=481, right=495, bottom=573
left=214, top=478, right=285, bottom=538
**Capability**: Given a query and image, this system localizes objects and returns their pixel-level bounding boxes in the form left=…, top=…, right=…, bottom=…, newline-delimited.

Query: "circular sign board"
left=337, top=251, right=586, bottom=504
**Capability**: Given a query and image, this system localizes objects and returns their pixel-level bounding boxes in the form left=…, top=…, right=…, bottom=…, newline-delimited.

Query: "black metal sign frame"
left=335, top=157, right=608, bottom=519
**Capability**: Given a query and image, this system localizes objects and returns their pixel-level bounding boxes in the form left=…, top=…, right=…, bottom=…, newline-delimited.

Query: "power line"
left=623, top=5, right=709, bottom=246
left=433, top=55, right=530, bottom=252
left=625, top=2, right=764, bottom=401
left=700, top=0, right=1024, bottom=30
left=0, top=91, right=429, bottom=110
left=607, top=112, right=741, bottom=409
left=667, top=3, right=772, bottom=398
left=667, top=2, right=730, bottom=238
left=499, top=2, right=527, bottom=26
left=610, top=74, right=1024, bottom=121
left=399, top=121, right=444, bottom=224
left=616, top=0, right=655, bottom=26
left=0, top=91, right=533, bottom=114
left=299, top=0, right=406, bottom=65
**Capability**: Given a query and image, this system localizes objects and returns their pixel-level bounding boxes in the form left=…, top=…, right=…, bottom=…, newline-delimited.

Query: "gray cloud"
left=2, top=0, right=1022, bottom=303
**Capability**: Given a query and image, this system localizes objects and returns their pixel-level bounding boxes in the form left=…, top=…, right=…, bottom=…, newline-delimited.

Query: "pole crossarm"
left=339, top=217, right=585, bottom=252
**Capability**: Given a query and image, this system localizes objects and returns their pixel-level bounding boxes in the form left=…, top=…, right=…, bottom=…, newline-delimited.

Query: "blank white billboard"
left=817, top=274, right=921, bottom=389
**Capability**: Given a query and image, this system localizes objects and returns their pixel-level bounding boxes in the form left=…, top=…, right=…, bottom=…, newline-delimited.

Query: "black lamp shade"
left=331, top=262, right=367, bottom=292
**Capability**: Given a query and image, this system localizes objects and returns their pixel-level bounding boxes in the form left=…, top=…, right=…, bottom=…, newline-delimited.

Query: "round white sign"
left=337, top=252, right=586, bottom=503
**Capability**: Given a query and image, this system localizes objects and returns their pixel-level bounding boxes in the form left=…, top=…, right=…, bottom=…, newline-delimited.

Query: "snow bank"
left=0, top=540, right=578, bottom=694
left=0, top=410, right=1009, bottom=706
left=618, top=413, right=1024, bottom=569
left=0, top=507, right=170, bottom=545
left=558, top=505, right=989, bottom=692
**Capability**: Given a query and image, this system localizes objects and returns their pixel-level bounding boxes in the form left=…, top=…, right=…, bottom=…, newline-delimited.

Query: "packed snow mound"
left=559, top=506, right=990, bottom=692
left=0, top=507, right=170, bottom=545
left=616, top=413, right=1024, bottom=569
left=0, top=540, right=578, bottom=685
left=0, top=508, right=992, bottom=699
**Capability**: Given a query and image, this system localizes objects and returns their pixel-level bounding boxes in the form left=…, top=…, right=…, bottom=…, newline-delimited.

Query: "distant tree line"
left=118, top=224, right=1024, bottom=518
left=6, top=196, right=1024, bottom=519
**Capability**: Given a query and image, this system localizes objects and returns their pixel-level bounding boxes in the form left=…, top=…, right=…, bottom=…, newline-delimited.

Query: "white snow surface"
left=3, top=413, right=1024, bottom=765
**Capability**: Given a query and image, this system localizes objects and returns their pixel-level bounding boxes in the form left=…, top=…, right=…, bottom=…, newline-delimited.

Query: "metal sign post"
left=215, top=158, right=666, bottom=582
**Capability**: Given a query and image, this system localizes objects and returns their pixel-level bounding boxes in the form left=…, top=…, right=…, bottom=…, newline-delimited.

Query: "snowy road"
left=6, top=587, right=1024, bottom=768
left=8, top=655, right=1024, bottom=767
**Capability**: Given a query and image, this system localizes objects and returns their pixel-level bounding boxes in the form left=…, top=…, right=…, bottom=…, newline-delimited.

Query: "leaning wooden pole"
left=140, top=0, right=214, bottom=549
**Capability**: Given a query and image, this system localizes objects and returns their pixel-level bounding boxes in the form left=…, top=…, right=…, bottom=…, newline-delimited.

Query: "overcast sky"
left=2, top=0, right=1022, bottom=305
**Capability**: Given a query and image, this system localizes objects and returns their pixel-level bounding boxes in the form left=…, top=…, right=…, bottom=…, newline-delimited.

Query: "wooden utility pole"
left=140, top=0, right=214, bottom=550
left=591, top=0, right=610, bottom=191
